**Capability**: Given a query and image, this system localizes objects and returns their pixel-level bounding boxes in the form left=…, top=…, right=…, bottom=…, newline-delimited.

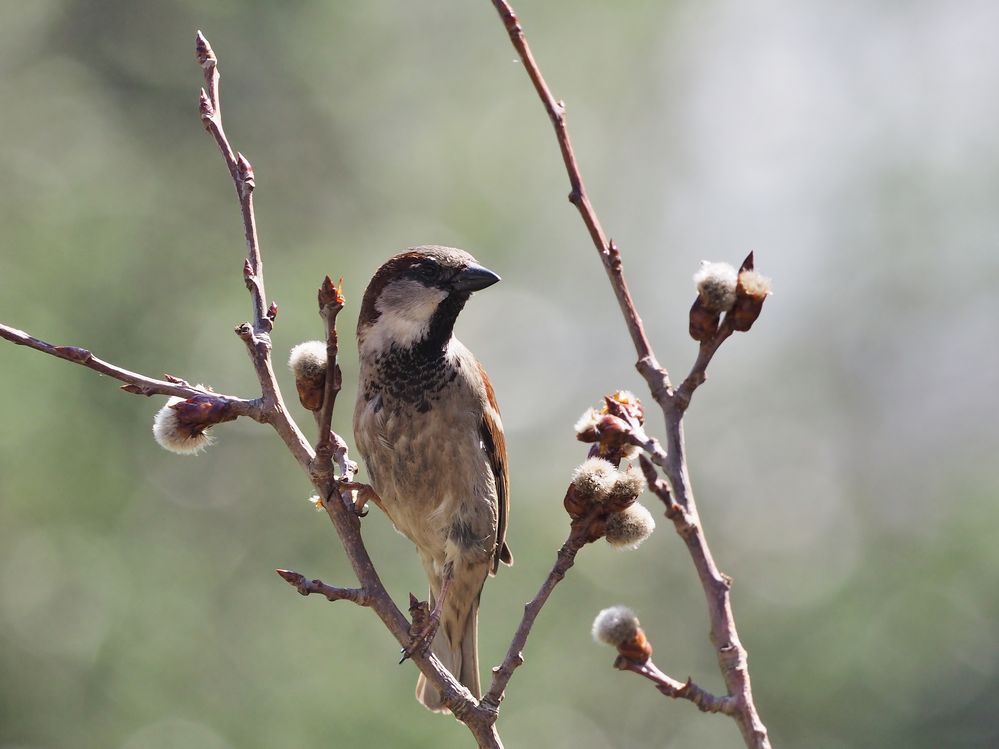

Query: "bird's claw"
left=342, top=482, right=384, bottom=518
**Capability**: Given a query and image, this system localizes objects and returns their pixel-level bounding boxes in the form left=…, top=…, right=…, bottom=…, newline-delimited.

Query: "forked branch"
left=490, top=2, right=771, bottom=746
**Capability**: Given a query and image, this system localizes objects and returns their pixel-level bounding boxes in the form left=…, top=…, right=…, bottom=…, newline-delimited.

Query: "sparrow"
left=353, top=245, right=512, bottom=712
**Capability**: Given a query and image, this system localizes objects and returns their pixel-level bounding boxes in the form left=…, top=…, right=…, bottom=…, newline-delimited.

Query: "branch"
left=192, top=35, right=496, bottom=743
left=196, top=31, right=269, bottom=333
left=313, top=276, right=345, bottom=471
left=674, top=318, right=734, bottom=410
left=491, top=3, right=771, bottom=747
left=489, top=2, right=660, bottom=373
left=0, top=322, right=262, bottom=413
left=194, top=31, right=315, bottom=474
left=276, top=569, right=372, bottom=606
left=614, top=656, right=735, bottom=715
left=483, top=510, right=599, bottom=708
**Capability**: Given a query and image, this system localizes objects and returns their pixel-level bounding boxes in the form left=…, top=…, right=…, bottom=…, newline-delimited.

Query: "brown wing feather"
left=478, top=362, right=512, bottom=573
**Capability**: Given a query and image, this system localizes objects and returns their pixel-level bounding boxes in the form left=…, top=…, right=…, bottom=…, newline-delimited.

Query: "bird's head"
left=357, top=245, right=500, bottom=356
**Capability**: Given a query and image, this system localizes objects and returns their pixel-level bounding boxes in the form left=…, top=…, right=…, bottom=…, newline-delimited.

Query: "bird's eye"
left=412, top=263, right=437, bottom=283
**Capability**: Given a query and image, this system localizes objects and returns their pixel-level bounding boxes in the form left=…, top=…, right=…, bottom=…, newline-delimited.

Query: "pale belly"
left=354, top=393, right=499, bottom=569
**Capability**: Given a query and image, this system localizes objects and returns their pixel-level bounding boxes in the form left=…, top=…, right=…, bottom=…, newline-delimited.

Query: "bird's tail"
left=416, top=594, right=480, bottom=713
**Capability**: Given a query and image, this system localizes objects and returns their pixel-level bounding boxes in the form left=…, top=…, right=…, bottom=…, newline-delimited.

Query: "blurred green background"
left=2, top=1, right=998, bottom=747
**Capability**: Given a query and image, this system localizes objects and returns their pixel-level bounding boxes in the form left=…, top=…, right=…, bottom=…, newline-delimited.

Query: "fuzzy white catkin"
left=610, top=390, right=639, bottom=406
left=571, top=457, right=619, bottom=502
left=152, top=397, right=214, bottom=455
left=288, top=340, right=328, bottom=379
left=738, top=269, right=773, bottom=299
left=693, top=261, right=738, bottom=312
left=592, top=605, right=641, bottom=646
left=605, top=503, right=656, bottom=549
left=573, top=407, right=600, bottom=436
left=610, top=468, right=647, bottom=503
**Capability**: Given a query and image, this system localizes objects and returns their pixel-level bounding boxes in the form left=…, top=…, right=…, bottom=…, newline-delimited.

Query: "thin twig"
left=614, top=657, right=736, bottom=715
left=315, top=276, right=345, bottom=457
left=196, top=31, right=269, bottom=333
left=483, top=510, right=598, bottom=709
left=275, top=569, right=372, bottom=606
left=195, top=32, right=313, bottom=473
left=674, top=319, right=735, bottom=411
left=489, top=2, right=662, bottom=374
left=0, top=322, right=261, bottom=411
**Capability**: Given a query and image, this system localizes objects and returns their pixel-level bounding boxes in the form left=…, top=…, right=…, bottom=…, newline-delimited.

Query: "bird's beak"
left=451, top=262, right=501, bottom=292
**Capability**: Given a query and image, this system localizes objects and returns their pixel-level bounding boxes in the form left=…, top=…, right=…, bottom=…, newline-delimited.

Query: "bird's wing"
left=478, top=362, right=512, bottom=574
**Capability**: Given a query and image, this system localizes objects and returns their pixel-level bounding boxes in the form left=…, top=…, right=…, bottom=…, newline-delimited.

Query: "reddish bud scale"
left=580, top=512, right=609, bottom=543
left=689, top=295, right=721, bottom=342
left=597, top=441, right=629, bottom=466
left=563, top=485, right=593, bottom=519
left=603, top=392, right=644, bottom=425
left=597, top=413, right=630, bottom=436
left=617, top=628, right=653, bottom=663
left=295, top=371, right=326, bottom=412
left=318, top=275, right=345, bottom=309
left=731, top=273, right=767, bottom=332
left=605, top=491, right=639, bottom=514
left=170, top=395, right=233, bottom=428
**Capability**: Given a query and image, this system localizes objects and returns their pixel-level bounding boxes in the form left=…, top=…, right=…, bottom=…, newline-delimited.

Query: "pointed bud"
left=319, top=275, right=345, bottom=309
left=195, top=31, right=217, bottom=67
left=198, top=89, right=214, bottom=122
left=236, top=153, right=255, bottom=194
left=603, top=390, right=644, bottom=425
left=53, top=345, right=93, bottom=364
left=267, top=301, right=279, bottom=321
left=408, top=594, right=430, bottom=632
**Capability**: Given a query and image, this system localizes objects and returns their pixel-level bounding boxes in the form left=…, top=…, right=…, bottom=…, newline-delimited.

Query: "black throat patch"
left=365, top=343, right=460, bottom=413
left=362, top=292, right=468, bottom=413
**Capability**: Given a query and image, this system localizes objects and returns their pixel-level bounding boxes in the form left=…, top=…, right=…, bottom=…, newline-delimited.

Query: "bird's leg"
left=401, top=560, right=454, bottom=663
left=339, top=481, right=384, bottom=517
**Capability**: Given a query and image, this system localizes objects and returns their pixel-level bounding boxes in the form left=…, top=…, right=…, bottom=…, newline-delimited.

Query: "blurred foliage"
left=2, top=1, right=999, bottom=748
